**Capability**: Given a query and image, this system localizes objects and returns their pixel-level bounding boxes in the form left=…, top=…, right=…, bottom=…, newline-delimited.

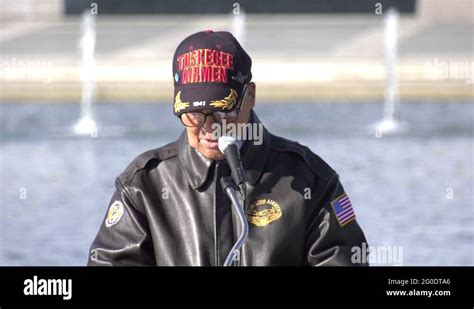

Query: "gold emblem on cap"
left=209, top=88, right=237, bottom=110
left=246, top=199, right=283, bottom=227
left=174, top=91, right=190, bottom=113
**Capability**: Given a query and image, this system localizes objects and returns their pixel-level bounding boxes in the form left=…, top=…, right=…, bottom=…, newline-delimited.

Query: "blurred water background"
left=0, top=101, right=472, bottom=265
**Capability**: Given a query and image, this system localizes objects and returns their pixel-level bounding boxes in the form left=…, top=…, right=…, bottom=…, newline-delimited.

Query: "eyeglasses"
left=180, top=84, right=249, bottom=128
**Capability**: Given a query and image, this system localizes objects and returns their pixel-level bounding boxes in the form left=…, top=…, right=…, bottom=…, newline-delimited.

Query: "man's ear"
left=246, top=82, right=256, bottom=109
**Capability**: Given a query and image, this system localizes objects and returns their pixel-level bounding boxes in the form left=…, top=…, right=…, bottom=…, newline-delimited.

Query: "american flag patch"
left=330, top=193, right=355, bottom=227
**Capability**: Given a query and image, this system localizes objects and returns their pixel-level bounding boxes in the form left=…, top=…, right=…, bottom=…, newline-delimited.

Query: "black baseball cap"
left=172, top=30, right=252, bottom=117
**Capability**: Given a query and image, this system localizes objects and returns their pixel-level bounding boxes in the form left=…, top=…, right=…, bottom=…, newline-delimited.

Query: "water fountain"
left=231, top=8, right=246, bottom=47
left=73, top=10, right=98, bottom=137
left=375, top=8, right=402, bottom=136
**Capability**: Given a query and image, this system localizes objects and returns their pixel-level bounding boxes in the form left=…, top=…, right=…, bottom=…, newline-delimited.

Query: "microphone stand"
left=220, top=176, right=248, bottom=266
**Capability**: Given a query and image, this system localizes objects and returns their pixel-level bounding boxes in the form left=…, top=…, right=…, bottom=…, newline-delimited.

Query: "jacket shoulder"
left=269, top=133, right=336, bottom=181
left=116, top=140, right=178, bottom=186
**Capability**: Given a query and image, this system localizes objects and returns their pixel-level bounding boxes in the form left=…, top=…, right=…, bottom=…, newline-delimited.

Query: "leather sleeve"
left=305, top=173, right=368, bottom=266
left=87, top=181, right=155, bottom=266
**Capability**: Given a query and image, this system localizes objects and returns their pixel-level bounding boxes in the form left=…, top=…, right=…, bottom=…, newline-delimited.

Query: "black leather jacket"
left=88, top=112, right=368, bottom=266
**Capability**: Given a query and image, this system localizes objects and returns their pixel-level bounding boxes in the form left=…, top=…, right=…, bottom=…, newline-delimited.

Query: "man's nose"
left=201, top=115, right=217, bottom=134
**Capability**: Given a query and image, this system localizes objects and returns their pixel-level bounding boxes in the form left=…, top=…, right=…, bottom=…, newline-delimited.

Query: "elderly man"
left=88, top=30, right=368, bottom=266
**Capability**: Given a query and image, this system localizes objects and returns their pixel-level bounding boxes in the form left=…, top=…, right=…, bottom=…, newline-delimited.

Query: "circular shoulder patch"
left=105, top=200, right=124, bottom=227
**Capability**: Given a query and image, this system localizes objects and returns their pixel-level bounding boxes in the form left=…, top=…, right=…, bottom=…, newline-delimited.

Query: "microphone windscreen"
left=218, top=136, right=236, bottom=154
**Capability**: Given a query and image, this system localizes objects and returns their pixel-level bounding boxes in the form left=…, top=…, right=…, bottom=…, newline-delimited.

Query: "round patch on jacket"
left=105, top=200, right=124, bottom=227
left=246, top=199, right=283, bottom=227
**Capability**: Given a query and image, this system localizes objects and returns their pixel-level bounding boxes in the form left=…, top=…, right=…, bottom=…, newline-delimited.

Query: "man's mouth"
left=199, top=137, right=219, bottom=150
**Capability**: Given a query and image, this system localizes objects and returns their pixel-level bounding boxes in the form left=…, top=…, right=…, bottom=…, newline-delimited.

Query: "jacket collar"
left=177, top=111, right=271, bottom=190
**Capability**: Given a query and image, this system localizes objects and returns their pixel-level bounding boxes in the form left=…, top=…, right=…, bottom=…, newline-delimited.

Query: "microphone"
left=218, top=136, right=248, bottom=266
left=218, top=136, right=247, bottom=194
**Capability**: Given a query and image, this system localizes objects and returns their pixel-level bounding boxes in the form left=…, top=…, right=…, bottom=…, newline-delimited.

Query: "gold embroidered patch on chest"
left=246, top=198, right=283, bottom=227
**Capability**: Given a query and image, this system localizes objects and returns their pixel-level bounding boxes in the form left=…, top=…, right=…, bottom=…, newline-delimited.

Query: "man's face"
left=184, top=82, right=256, bottom=160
